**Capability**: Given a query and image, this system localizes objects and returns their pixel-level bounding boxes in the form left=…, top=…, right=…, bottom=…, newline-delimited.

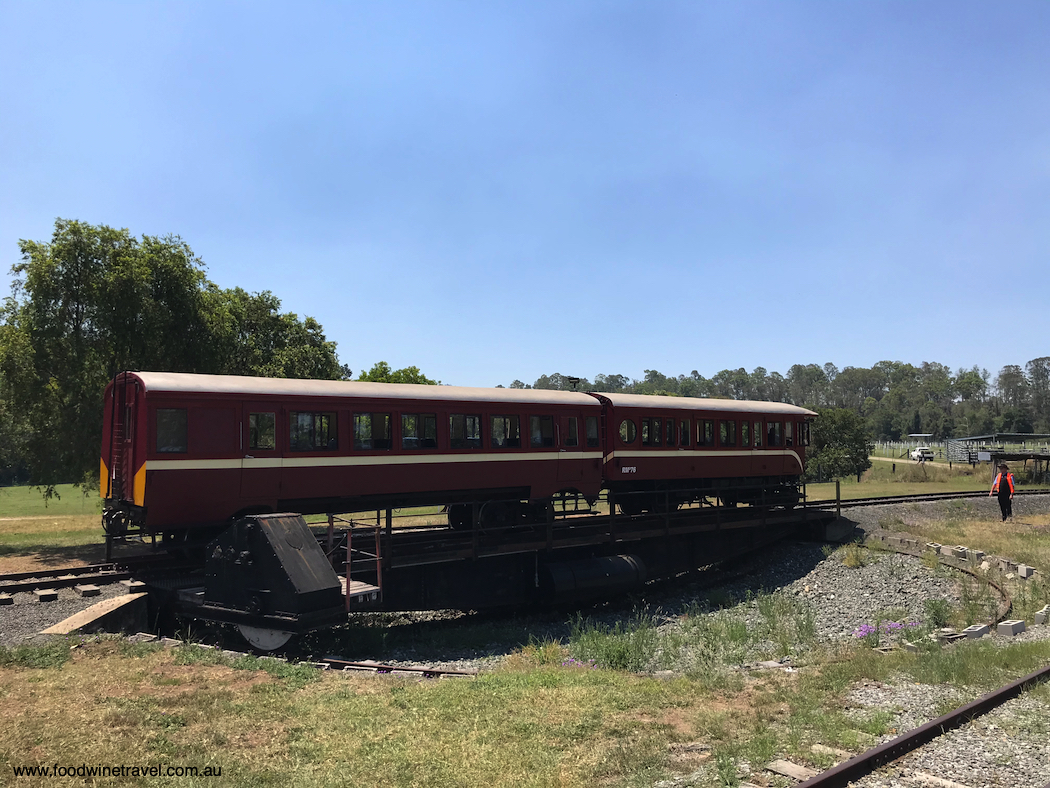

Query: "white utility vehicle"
left=910, top=447, right=935, bottom=461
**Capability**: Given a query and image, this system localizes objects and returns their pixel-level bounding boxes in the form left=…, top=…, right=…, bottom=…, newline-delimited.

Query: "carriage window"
left=741, top=420, right=751, bottom=447
left=291, top=412, right=336, bottom=451
left=800, top=421, right=811, bottom=447
left=642, top=418, right=662, bottom=446
left=530, top=415, right=555, bottom=448
left=697, top=419, right=714, bottom=447
left=156, top=409, right=187, bottom=453
left=666, top=420, right=675, bottom=446
left=586, top=416, right=600, bottom=447
left=564, top=417, right=579, bottom=447
left=720, top=420, right=736, bottom=447
left=785, top=421, right=794, bottom=447
left=679, top=419, right=690, bottom=447
left=619, top=419, right=637, bottom=444
left=767, top=421, right=781, bottom=446
left=491, top=415, right=521, bottom=448
left=354, top=413, right=391, bottom=450
left=450, top=414, right=482, bottom=449
left=249, top=412, right=275, bottom=450
left=402, top=414, right=437, bottom=449
left=753, top=421, right=762, bottom=447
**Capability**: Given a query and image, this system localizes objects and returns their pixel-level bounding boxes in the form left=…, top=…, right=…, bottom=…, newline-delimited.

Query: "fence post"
left=836, top=479, right=841, bottom=519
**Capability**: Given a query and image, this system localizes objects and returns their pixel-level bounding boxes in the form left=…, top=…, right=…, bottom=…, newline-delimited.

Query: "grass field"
left=3, top=478, right=1050, bottom=785
left=2, top=628, right=1049, bottom=786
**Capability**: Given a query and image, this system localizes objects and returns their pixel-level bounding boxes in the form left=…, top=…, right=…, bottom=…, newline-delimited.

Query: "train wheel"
left=448, top=504, right=472, bottom=530
left=238, top=625, right=294, bottom=652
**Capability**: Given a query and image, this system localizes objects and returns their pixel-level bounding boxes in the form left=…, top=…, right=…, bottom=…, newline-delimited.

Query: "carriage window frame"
left=741, top=420, right=751, bottom=447
left=564, top=417, right=579, bottom=448
left=753, top=421, right=762, bottom=447
left=491, top=415, right=521, bottom=449
left=586, top=416, right=600, bottom=447
left=800, top=421, right=811, bottom=447
left=619, top=418, right=637, bottom=444
left=767, top=421, right=782, bottom=447
left=156, top=408, right=188, bottom=453
left=354, top=412, right=392, bottom=451
left=530, top=415, right=555, bottom=448
left=401, top=413, right=437, bottom=449
left=665, top=419, right=675, bottom=446
left=290, top=411, right=337, bottom=452
left=642, top=417, right=662, bottom=447
left=720, top=419, right=736, bottom=447
left=679, top=419, right=690, bottom=447
left=450, top=414, right=482, bottom=449
left=785, top=421, right=794, bottom=447
left=697, top=419, right=715, bottom=447
left=248, top=412, right=276, bottom=451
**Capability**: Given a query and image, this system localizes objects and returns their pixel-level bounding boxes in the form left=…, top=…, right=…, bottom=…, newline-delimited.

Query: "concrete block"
left=119, top=579, right=146, bottom=593
left=74, top=584, right=101, bottom=597
left=926, top=542, right=941, bottom=553
left=1034, top=606, right=1049, bottom=626
left=1018, top=565, right=1035, bottom=579
left=887, top=536, right=902, bottom=547
left=998, top=559, right=1017, bottom=572
left=951, top=546, right=968, bottom=559
left=128, top=632, right=158, bottom=643
left=939, top=545, right=955, bottom=557
left=159, top=637, right=182, bottom=648
left=39, top=593, right=147, bottom=636
left=0, top=593, right=12, bottom=606
left=904, top=641, right=919, bottom=653
left=968, top=549, right=985, bottom=561
left=997, top=620, right=1026, bottom=636
left=961, top=624, right=989, bottom=639
left=33, top=588, right=58, bottom=602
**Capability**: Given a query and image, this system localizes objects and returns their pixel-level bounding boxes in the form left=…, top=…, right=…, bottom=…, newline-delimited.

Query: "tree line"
left=0, top=219, right=432, bottom=492
left=508, top=359, right=1050, bottom=441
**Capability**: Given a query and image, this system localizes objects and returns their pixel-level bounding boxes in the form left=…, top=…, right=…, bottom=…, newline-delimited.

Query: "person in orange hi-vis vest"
left=989, top=462, right=1015, bottom=521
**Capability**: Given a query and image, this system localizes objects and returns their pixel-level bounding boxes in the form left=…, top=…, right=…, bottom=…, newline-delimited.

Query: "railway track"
left=805, top=487, right=1050, bottom=510
left=795, top=663, right=1050, bottom=787
left=0, top=555, right=195, bottom=594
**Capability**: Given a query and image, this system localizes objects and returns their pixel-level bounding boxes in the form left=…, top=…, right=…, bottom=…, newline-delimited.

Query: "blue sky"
left=2, top=1, right=1048, bottom=387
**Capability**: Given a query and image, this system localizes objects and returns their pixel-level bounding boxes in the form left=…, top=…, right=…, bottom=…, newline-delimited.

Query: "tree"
left=806, top=408, right=873, bottom=481
left=357, top=361, right=437, bottom=385
left=1, top=219, right=345, bottom=493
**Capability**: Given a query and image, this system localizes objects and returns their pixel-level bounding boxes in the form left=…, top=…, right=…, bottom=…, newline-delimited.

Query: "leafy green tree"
left=357, top=361, right=437, bottom=385
left=805, top=408, right=873, bottom=481
left=206, top=287, right=343, bottom=380
left=1, top=219, right=345, bottom=493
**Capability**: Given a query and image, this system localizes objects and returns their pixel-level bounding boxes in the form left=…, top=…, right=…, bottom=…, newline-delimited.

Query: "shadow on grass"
left=0, top=541, right=134, bottom=567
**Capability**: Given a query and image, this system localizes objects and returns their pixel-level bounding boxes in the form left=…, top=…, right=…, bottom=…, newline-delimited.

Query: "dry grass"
left=0, top=641, right=714, bottom=788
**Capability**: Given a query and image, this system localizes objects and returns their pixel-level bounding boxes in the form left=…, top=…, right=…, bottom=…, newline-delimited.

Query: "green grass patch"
left=0, top=484, right=101, bottom=517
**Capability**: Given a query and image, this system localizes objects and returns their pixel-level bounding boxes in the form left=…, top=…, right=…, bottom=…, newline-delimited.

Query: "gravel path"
left=0, top=584, right=129, bottom=647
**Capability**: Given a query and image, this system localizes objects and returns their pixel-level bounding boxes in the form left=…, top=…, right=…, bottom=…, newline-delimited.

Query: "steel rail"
left=0, top=570, right=136, bottom=594
left=321, top=656, right=477, bottom=677
left=805, top=488, right=1050, bottom=509
left=0, top=555, right=196, bottom=593
left=797, top=662, right=1050, bottom=787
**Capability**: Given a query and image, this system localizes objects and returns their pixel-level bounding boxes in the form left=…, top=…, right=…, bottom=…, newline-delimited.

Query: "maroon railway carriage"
left=593, top=393, right=816, bottom=513
left=101, top=372, right=604, bottom=536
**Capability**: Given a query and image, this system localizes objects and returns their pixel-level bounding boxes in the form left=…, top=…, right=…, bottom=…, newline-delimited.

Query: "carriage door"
left=107, top=376, right=141, bottom=503
left=240, top=403, right=281, bottom=500
left=557, top=415, right=584, bottom=483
